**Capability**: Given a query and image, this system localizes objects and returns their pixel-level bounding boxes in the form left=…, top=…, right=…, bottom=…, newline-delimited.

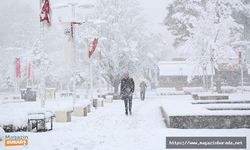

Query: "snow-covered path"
left=10, top=97, right=166, bottom=150
left=1, top=94, right=250, bottom=150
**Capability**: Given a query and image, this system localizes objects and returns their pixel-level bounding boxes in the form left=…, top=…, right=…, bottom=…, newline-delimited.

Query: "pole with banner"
left=88, top=38, right=98, bottom=100
left=40, top=0, right=51, bottom=108
left=16, top=58, right=21, bottom=92
left=210, top=49, right=215, bottom=93
left=26, top=61, right=31, bottom=87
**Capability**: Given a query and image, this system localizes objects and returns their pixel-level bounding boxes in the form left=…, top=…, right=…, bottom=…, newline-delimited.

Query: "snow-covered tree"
left=0, top=0, right=39, bottom=90
left=164, top=0, right=204, bottom=47
left=135, top=33, right=164, bottom=84
left=233, top=1, right=250, bottom=61
left=81, top=0, right=145, bottom=93
left=165, top=0, right=245, bottom=48
left=85, top=0, right=166, bottom=93
left=165, top=0, right=246, bottom=89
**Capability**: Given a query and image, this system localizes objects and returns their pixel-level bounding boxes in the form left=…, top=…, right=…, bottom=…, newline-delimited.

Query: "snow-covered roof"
left=216, top=57, right=239, bottom=64
left=158, top=61, right=214, bottom=76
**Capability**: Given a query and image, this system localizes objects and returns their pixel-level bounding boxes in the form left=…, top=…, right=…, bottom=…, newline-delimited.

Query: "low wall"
left=160, top=107, right=250, bottom=129
left=192, top=94, right=229, bottom=100
left=168, top=115, right=250, bottom=129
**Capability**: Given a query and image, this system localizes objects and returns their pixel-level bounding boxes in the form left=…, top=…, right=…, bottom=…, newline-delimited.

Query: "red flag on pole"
left=16, top=58, right=21, bottom=79
left=88, top=38, right=99, bottom=58
left=28, top=64, right=31, bottom=80
left=40, top=0, right=51, bottom=25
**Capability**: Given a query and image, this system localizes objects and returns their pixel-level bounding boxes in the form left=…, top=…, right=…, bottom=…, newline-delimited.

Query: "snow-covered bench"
left=60, top=92, right=73, bottom=97
left=4, top=96, right=21, bottom=100
left=55, top=109, right=72, bottom=123
left=87, top=104, right=91, bottom=113
left=1, top=94, right=24, bottom=104
left=93, top=98, right=104, bottom=108
left=72, top=107, right=88, bottom=116
left=156, top=88, right=189, bottom=96
left=104, top=95, right=113, bottom=103
left=72, top=101, right=92, bottom=117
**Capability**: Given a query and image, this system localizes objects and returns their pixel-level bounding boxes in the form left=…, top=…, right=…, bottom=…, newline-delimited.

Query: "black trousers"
left=122, top=95, right=132, bottom=113
left=140, top=90, right=146, bottom=100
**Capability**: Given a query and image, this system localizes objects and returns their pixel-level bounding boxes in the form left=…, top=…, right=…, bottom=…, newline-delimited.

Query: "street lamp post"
left=239, top=51, right=244, bottom=93
left=54, top=2, right=94, bottom=105
left=39, top=0, right=46, bottom=108
left=210, top=48, right=215, bottom=93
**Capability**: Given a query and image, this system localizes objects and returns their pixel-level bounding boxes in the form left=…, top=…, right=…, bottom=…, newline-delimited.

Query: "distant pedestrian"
left=139, top=81, right=147, bottom=100
left=120, top=73, right=135, bottom=115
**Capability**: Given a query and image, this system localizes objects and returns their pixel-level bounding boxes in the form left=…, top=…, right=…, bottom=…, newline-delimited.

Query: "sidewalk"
left=1, top=94, right=250, bottom=150
left=25, top=98, right=166, bottom=150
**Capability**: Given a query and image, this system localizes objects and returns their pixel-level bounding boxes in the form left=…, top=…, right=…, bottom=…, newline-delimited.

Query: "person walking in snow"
left=120, top=73, right=135, bottom=115
left=139, top=81, right=147, bottom=100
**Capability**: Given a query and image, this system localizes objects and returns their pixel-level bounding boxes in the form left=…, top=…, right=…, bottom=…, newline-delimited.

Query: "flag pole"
left=26, top=59, right=29, bottom=87
left=71, top=3, right=77, bottom=106
left=15, top=58, right=21, bottom=92
left=40, top=0, right=45, bottom=108
left=90, top=57, right=93, bottom=100
left=88, top=38, right=99, bottom=101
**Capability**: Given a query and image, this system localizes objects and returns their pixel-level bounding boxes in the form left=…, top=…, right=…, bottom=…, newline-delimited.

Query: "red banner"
left=88, top=38, right=99, bottom=58
left=28, top=64, right=31, bottom=80
left=16, top=58, right=21, bottom=79
left=40, top=0, right=51, bottom=26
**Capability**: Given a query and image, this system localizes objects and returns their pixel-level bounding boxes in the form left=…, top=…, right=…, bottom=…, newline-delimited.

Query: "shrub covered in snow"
left=0, top=127, right=5, bottom=141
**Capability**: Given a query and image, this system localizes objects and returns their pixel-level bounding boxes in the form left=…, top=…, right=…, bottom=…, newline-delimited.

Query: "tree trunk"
left=111, top=81, right=120, bottom=100
left=113, top=81, right=120, bottom=94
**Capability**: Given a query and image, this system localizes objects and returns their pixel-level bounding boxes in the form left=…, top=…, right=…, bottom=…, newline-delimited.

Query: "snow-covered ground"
left=0, top=91, right=249, bottom=150
left=0, top=98, right=92, bottom=127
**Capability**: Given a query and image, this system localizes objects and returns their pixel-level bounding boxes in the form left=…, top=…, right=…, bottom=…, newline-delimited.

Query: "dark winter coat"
left=139, top=81, right=147, bottom=92
left=120, top=78, right=135, bottom=97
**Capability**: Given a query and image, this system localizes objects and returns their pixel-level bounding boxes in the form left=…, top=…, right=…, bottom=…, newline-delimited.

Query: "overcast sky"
left=23, top=0, right=169, bottom=33
left=138, top=0, right=174, bottom=54
left=20, top=0, right=174, bottom=49
left=138, top=0, right=168, bottom=33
